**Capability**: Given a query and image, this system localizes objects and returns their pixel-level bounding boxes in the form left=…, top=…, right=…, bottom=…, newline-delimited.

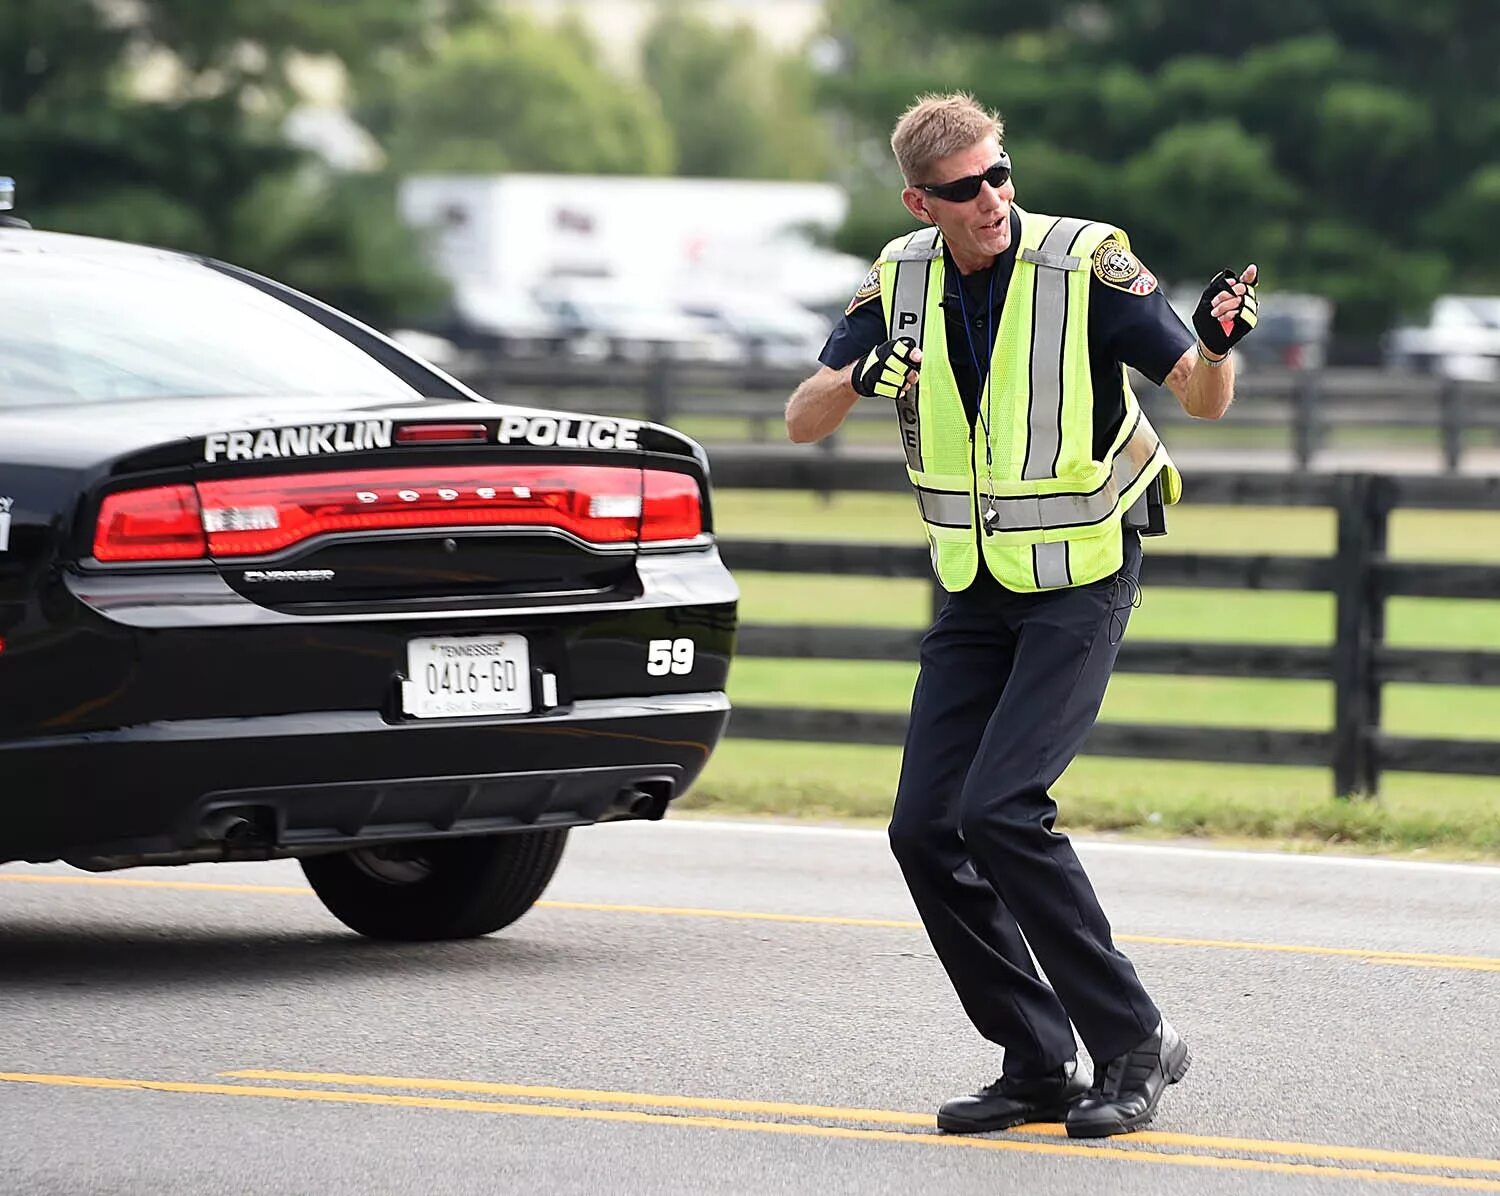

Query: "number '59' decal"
left=647, top=638, right=695, bottom=676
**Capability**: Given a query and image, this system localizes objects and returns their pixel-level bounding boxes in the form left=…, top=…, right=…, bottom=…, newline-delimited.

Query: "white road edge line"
left=658, top=818, right=1500, bottom=877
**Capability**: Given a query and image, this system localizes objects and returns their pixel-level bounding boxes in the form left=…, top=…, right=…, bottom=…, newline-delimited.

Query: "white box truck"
left=397, top=173, right=866, bottom=362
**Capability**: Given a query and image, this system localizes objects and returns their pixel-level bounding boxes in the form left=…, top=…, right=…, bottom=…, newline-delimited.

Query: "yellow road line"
left=1361, top=956, right=1500, bottom=973
left=225, top=1069, right=932, bottom=1126
left=2, top=1072, right=1496, bottom=1191
left=539, top=898, right=920, bottom=929
left=1113, top=933, right=1500, bottom=971
left=4, top=873, right=1498, bottom=973
left=0, top=874, right=313, bottom=896
left=223, top=1069, right=1500, bottom=1177
left=542, top=903, right=1500, bottom=970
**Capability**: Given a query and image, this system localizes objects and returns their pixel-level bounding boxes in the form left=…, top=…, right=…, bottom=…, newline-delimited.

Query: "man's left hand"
left=1192, top=264, right=1258, bottom=357
left=851, top=336, right=922, bottom=399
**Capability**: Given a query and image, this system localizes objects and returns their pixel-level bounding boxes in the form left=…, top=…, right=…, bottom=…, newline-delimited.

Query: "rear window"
left=0, top=237, right=421, bottom=409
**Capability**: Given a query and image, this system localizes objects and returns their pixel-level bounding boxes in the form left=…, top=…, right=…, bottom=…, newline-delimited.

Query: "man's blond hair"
left=890, top=93, right=1004, bottom=186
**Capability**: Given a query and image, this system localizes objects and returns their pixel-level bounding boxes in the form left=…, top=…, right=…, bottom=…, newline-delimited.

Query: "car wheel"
left=300, top=829, right=569, bottom=941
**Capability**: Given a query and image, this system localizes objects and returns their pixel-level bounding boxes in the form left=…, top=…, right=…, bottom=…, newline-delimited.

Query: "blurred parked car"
left=386, top=328, right=464, bottom=370
left=433, top=282, right=608, bottom=360
left=1385, top=295, right=1500, bottom=382
left=452, top=283, right=567, bottom=356
left=679, top=294, right=833, bottom=369
left=1169, top=288, right=1333, bottom=372
left=534, top=281, right=740, bottom=364
left=0, top=175, right=29, bottom=228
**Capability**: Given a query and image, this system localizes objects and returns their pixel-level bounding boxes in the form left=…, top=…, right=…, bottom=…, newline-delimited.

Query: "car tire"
left=300, top=829, right=569, bottom=941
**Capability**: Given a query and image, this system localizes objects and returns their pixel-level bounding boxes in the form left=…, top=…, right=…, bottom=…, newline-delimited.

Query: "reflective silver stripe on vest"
left=985, top=412, right=1159, bottom=532
left=916, top=487, right=972, bottom=528
left=1033, top=541, right=1071, bottom=588
left=888, top=226, right=939, bottom=472
left=1022, top=216, right=1093, bottom=482
left=886, top=232, right=943, bottom=261
left=1019, top=248, right=1082, bottom=270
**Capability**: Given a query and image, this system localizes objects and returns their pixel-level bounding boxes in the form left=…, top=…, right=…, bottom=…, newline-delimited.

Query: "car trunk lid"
left=82, top=401, right=700, bottom=611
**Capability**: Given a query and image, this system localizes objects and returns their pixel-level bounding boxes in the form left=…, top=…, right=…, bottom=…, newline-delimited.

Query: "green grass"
left=731, top=569, right=1500, bottom=652
left=715, top=490, right=929, bottom=543
left=680, top=741, right=1500, bottom=858
left=728, top=658, right=1500, bottom=740
left=701, top=491, right=1500, bottom=856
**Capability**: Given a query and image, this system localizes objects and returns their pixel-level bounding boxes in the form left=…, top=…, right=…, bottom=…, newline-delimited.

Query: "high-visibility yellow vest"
left=877, top=208, right=1182, bottom=593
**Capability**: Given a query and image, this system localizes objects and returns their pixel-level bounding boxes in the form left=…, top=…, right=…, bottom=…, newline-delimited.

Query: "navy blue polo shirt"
left=820, top=210, right=1194, bottom=460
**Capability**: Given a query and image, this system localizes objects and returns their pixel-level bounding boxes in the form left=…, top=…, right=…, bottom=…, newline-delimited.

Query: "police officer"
left=785, top=93, right=1257, bottom=1138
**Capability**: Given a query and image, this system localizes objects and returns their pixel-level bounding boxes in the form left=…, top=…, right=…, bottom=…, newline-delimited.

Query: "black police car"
left=0, top=187, right=737, bottom=940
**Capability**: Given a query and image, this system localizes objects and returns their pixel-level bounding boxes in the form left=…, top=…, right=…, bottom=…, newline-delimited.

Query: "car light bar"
left=93, top=467, right=702, bottom=561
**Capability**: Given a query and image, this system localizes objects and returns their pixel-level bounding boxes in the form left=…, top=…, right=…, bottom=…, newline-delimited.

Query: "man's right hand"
left=851, top=337, right=922, bottom=399
left=1192, top=265, right=1258, bottom=357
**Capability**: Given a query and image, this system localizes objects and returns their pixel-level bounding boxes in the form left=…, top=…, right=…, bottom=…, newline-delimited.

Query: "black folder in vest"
left=1123, top=475, right=1168, bottom=537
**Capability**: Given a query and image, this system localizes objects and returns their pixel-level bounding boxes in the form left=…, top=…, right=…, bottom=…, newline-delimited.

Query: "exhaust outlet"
left=200, top=808, right=270, bottom=846
left=627, top=790, right=656, bottom=816
left=611, top=783, right=671, bottom=821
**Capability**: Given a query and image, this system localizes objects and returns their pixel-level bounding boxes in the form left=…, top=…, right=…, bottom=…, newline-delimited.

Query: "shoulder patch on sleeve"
left=845, top=263, right=882, bottom=315
left=1092, top=239, right=1158, bottom=296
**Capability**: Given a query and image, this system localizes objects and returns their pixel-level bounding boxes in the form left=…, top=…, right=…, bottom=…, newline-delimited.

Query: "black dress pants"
left=888, top=531, right=1159, bottom=1076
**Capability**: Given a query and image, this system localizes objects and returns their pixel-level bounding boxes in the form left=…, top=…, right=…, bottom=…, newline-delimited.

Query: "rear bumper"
left=0, top=692, right=729, bottom=867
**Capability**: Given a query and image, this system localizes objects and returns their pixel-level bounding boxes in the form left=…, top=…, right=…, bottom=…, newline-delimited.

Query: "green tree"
left=0, top=0, right=458, bottom=324
left=819, top=0, right=1500, bottom=334
left=370, top=14, right=674, bottom=176
left=640, top=7, right=831, bottom=180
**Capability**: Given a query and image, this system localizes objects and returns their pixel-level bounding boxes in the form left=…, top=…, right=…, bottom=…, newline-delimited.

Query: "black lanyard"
left=953, top=263, right=998, bottom=468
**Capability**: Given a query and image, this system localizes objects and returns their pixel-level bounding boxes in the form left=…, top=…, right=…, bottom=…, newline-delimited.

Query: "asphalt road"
left=2, top=819, right=1497, bottom=1195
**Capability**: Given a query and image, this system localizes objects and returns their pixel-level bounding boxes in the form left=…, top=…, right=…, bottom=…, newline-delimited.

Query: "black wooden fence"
left=462, top=358, right=1500, bottom=472
left=706, top=448, right=1500, bottom=797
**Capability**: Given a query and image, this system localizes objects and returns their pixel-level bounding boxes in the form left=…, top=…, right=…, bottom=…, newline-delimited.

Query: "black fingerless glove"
left=1192, top=269, right=1260, bottom=356
left=851, top=336, right=919, bottom=399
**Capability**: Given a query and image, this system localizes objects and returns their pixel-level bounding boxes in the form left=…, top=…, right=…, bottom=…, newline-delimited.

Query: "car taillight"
left=94, top=485, right=206, bottom=561
left=93, top=466, right=705, bottom=562
left=642, top=470, right=702, bottom=541
left=195, top=465, right=657, bottom=556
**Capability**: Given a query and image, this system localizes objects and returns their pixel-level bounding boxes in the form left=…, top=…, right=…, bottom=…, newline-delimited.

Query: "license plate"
left=403, top=634, right=532, bottom=719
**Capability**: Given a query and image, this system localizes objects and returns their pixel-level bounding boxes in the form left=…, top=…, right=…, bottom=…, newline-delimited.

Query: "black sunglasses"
left=917, top=154, right=1012, bottom=203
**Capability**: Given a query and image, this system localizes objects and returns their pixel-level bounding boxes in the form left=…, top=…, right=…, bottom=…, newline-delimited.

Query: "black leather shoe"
left=937, top=1060, right=1090, bottom=1133
left=1065, top=1020, right=1190, bottom=1138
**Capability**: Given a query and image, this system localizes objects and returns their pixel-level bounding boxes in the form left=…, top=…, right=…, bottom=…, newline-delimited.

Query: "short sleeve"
left=818, top=267, right=887, bottom=370
left=1089, top=239, right=1193, bottom=385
